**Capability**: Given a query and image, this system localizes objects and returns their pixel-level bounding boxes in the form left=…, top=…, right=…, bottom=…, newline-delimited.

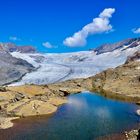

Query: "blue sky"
left=0, top=0, right=140, bottom=53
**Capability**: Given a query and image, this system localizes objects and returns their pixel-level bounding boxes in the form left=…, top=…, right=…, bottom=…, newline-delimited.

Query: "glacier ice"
left=10, top=44, right=140, bottom=86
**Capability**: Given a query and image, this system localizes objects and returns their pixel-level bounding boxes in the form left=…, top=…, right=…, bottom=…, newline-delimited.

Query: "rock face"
left=0, top=43, right=36, bottom=53
left=0, top=51, right=34, bottom=85
left=94, top=38, right=140, bottom=54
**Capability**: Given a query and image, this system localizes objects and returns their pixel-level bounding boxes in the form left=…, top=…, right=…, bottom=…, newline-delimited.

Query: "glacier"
left=10, top=44, right=140, bottom=86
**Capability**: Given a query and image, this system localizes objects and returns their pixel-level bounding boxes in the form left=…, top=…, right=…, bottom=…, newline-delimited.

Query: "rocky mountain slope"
left=0, top=51, right=34, bottom=85
left=126, top=51, right=140, bottom=63
left=90, top=51, right=140, bottom=102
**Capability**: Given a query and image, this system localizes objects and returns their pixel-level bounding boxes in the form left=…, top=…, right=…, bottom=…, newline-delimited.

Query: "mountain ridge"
left=94, top=37, right=140, bottom=54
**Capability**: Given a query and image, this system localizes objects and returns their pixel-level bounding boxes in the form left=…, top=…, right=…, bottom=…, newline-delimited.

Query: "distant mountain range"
left=0, top=43, right=36, bottom=53
left=94, top=37, right=140, bottom=54
left=1, top=37, right=140, bottom=54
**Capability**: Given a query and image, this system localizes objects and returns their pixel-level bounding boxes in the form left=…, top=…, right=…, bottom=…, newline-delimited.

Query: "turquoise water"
left=0, top=92, right=140, bottom=140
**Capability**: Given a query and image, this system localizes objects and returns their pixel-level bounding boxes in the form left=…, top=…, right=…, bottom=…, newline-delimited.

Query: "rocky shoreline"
left=0, top=85, right=68, bottom=129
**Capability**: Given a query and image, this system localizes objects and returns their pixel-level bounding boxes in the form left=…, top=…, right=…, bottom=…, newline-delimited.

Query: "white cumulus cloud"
left=63, top=8, right=115, bottom=47
left=42, top=42, right=55, bottom=48
left=132, top=28, right=140, bottom=34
